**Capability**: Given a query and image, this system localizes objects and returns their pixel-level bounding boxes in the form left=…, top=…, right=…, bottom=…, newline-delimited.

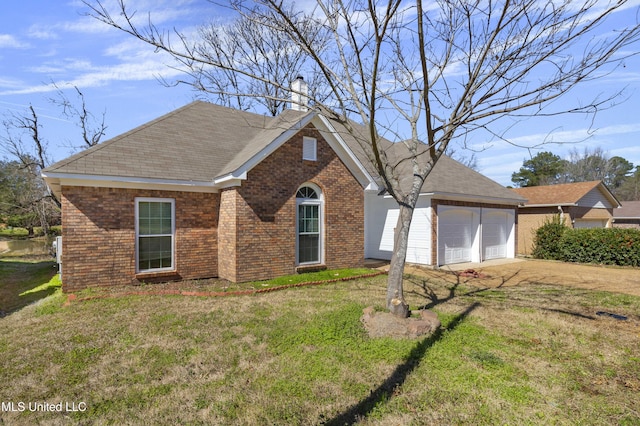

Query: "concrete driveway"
left=401, top=258, right=640, bottom=297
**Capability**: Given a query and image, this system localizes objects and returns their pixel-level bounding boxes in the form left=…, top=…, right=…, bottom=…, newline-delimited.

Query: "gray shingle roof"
left=44, top=100, right=522, bottom=203
left=614, top=200, right=640, bottom=218
left=44, top=101, right=307, bottom=182
left=327, top=118, right=524, bottom=203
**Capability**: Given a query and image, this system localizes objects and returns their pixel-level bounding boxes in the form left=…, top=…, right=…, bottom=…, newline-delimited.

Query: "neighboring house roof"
left=43, top=100, right=522, bottom=204
left=511, top=181, right=620, bottom=208
left=614, top=201, right=640, bottom=219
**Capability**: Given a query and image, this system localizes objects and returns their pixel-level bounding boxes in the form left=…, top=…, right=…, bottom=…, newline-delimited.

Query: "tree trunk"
left=386, top=202, right=413, bottom=318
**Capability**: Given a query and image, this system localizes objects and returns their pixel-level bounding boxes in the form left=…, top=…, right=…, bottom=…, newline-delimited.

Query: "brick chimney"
left=290, top=75, right=308, bottom=112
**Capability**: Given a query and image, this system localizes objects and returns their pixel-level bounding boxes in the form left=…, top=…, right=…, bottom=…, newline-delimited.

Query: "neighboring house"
left=43, top=86, right=524, bottom=292
left=511, top=181, right=621, bottom=255
left=613, top=201, right=640, bottom=229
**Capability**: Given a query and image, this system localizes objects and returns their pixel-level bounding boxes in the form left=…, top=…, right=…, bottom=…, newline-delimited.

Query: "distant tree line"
left=511, top=147, right=640, bottom=201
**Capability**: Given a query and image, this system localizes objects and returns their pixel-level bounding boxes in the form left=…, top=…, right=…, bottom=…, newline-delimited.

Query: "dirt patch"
left=361, top=306, right=441, bottom=339
left=405, top=259, right=640, bottom=297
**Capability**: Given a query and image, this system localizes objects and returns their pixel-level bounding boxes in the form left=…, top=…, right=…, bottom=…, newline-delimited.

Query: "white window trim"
left=295, top=184, right=324, bottom=265
left=135, top=197, right=176, bottom=273
left=302, top=136, right=317, bottom=161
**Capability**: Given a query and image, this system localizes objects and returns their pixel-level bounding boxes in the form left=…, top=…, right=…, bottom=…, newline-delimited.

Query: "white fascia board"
left=425, top=191, right=525, bottom=206
left=213, top=171, right=248, bottom=189
left=42, top=171, right=218, bottom=194
left=314, top=115, right=379, bottom=189
left=225, top=112, right=317, bottom=182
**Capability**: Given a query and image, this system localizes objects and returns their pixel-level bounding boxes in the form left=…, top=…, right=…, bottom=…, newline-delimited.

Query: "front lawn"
left=0, top=264, right=638, bottom=424
left=0, top=258, right=59, bottom=316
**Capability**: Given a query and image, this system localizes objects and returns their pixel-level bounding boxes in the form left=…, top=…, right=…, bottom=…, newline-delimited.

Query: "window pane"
left=138, top=201, right=172, bottom=236
left=296, top=187, right=318, bottom=199
left=299, top=205, right=319, bottom=233
left=138, top=236, right=172, bottom=271
left=298, top=235, right=319, bottom=263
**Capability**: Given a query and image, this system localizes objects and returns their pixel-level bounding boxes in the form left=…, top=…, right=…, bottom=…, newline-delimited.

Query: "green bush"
left=532, top=214, right=567, bottom=260
left=559, top=227, right=640, bottom=267
left=533, top=216, right=640, bottom=266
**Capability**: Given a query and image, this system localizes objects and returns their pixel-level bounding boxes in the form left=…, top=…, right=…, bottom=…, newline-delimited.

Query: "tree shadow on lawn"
left=322, top=302, right=480, bottom=426
left=406, top=271, right=599, bottom=322
left=0, top=259, right=58, bottom=317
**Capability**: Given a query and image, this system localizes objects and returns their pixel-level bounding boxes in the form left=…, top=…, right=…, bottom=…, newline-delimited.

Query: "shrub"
left=558, top=227, right=640, bottom=267
left=532, top=214, right=567, bottom=260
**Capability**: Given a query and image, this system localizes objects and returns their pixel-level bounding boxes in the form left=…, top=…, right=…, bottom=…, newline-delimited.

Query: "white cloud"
left=0, top=34, right=29, bottom=49
left=0, top=58, right=183, bottom=96
left=27, top=25, right=60, bottom=40
left=0, top=76, right=26, bottom=90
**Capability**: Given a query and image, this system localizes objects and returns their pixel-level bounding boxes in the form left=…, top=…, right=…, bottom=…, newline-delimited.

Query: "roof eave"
left=520, top=203, right=578, bottom=208
left=42, top=171, right=219, bottom=199
left=424, top=191, right=525, bottom=206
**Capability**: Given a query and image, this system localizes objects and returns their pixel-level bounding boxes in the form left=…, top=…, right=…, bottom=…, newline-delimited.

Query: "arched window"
left=296, top=184, right=323, bottom=264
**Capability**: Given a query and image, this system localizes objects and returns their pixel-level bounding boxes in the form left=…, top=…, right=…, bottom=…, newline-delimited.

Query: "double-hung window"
left=136, top=198, right=175, bottom=272
left=296, top=185, right=322, bottom=264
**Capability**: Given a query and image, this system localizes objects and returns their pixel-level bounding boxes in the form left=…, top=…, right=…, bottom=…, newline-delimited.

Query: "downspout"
left=557, top=205, right=564, bottom=224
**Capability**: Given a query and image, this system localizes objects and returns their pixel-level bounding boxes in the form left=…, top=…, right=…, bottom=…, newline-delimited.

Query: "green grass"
left=0, top=258, right=58, bottom=315
left=0, top=225, right=61, bottom=238
left=0, top=227, right=29, bottom=237
left=247, top=267, right=376, bottom=288
left=0, top=262, right=639, bottom=424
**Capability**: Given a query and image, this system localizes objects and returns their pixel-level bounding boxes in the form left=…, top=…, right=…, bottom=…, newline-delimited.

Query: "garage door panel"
left=438, top=208, right=475, bottom=265
left=482, top=211, right=508, bottom=260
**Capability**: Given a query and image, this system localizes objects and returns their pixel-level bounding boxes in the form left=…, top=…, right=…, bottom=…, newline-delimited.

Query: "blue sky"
left=1, top=0, right=640, bottom=186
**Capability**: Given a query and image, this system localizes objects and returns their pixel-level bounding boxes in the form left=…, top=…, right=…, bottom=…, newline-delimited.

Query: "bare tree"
left=0, top=107, right=57, bottom=235
left=1, top=86, right=107, bottom=234
left=50, top=84, right=107, bottom=151
left=162, top=4, right=330, bottom=116
left=85, top=0, right=640, bottom=317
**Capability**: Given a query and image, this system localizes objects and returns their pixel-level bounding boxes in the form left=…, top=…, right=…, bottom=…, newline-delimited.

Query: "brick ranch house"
left=43, top=92, right=524, bottom=292
left=511, top=181, right=621, bottom=255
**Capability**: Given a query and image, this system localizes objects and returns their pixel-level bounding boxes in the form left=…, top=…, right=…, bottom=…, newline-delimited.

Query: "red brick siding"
left=217, top=189, right=238, bottom=282
left=232, top=124, right=364, bottom=282
left=61, top=187, right=219, bottom=291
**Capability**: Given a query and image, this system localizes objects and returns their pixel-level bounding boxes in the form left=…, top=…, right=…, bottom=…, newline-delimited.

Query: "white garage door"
left=438, top=208, right=476, bottom=264
left=482, top=210, right=508, bottom=260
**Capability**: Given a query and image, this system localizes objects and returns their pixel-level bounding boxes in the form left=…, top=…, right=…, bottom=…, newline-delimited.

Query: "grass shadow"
left=407, top=269, right=523, bottom=310
left=0, top=259, right=58, bottom=317
left=322, top=302, right=480, bottom=425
